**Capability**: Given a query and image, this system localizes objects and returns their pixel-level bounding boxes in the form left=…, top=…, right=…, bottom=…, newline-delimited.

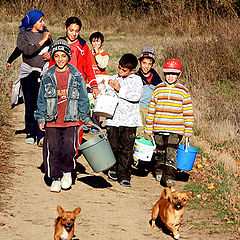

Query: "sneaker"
left=166, top=179, right=176, bottom=187
left=108, top=170, right=117, bottom=181
left=37, top=137, right=44, bottom=147
left=89, top=128, right=99, bottom=134
left=50, top=179, right=61, bottom=192
left=155, top=174, right=162, bottom=182
left=25, top=136, right=35, bottom=144
left=61, top=172, right=72, bottom=190
left=119, top=179, right=131, bottom=187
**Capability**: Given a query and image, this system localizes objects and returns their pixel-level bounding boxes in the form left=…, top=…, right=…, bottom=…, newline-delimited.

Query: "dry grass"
left=209, top=120, right=237, bottom=144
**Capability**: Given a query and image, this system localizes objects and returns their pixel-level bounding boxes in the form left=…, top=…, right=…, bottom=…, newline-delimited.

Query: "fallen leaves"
left=186, top=151, right=240, bottom=234
left=208, top=184, right=215, bottom=190
left=197, top=163, right=203, bottom=169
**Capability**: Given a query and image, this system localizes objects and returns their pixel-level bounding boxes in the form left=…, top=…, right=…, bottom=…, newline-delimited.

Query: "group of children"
left=9, top=10, right=194, bottom=192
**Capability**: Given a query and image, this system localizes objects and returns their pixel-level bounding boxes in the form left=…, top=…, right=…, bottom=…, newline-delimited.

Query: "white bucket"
left=133, top=133, right=156, bottom=162
left=94, top=95, right=118, bottom=118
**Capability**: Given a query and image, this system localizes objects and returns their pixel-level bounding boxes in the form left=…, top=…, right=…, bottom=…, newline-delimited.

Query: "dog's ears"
left=57, top=205, right=64, bottom=217
left=73, top=207, right=81, bottom=217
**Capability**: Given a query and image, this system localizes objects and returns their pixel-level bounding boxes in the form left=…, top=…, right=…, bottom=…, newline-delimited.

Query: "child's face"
left=32, top=16, right=45, bottom=32
left=140, top=58, right=153, bottom=74
left=164, top=72, right=180, bottom=84
left=53, top=51, right=69, bottom=70
left=91, top=38, right=102, bottom=49
left=118, top=65, right=134, bottom=78
left=65, top=23, right=80, bottom=42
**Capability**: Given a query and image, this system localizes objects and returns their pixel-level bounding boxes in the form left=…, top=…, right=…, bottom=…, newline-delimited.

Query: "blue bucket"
left=177, top=144, right=199, bottom=171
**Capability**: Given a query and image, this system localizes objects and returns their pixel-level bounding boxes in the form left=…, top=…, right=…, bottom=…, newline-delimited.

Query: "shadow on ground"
left=149, top=216, right=173, bottom=239
left=77, top=175, right=112, bottom=188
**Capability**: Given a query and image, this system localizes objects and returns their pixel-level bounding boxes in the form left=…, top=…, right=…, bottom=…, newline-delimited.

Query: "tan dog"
left=151, top=186, right=193, bottom=239
left=54, top=205, right=81, bottom=240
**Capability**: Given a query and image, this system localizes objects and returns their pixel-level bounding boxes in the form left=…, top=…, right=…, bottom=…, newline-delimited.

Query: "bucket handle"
left=185, top=137, right=189, bottom=153
left=136, top=131, right=156, bottom=147
left=78, top=123, right=106, bottom=146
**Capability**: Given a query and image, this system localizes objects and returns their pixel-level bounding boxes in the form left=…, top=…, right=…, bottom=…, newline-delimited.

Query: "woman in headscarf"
left=14, top=10, right=52, bottom=144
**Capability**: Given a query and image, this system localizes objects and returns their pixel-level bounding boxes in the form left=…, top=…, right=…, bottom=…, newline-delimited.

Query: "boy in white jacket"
left=106, top=53, right=143, bottom=187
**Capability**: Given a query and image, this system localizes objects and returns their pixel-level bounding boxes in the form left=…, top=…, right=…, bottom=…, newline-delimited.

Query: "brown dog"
left=151, top=186, right=193, bottom=239
left=54, top=205, right=81, bottom=240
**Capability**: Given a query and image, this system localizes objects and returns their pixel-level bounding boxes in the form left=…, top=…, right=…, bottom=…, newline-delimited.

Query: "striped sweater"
left=145, top=81, right=194, bottom=137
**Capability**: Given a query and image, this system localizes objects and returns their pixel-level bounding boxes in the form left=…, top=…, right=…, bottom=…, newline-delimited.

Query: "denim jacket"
left=34, top=64, right=91, bottom=125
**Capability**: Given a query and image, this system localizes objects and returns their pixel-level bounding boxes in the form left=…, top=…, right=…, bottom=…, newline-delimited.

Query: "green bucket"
left=78, top=124, right=116, bottom=172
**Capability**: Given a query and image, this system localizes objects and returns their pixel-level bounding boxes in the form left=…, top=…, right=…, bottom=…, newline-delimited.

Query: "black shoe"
left=108, top=170, right=117, bottom=181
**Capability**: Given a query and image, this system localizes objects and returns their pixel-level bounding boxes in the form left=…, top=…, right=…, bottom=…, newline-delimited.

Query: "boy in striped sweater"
left=144, top=59, right=194, bottom=186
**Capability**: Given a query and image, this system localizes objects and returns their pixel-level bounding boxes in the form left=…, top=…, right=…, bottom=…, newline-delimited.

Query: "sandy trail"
left=0, top=104, right=235, bottom=240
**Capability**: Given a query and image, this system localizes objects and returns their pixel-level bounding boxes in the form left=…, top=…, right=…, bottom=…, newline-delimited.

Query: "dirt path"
left=0, top=105, right=236, bottom=240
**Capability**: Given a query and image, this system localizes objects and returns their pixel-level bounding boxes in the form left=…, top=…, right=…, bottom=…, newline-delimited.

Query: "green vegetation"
left=185, top=162, right=240, bottom=233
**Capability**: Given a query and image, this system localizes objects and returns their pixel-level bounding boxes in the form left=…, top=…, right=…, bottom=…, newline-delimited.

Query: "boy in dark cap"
left=35, top=39, right=93, bottom=192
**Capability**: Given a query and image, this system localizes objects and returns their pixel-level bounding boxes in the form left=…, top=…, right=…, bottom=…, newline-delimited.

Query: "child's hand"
left=43, top=31, right=51, bottom=41
left=39, top=123, right=45, bottom=131
left=108, top=79, right=120, bottom=92
left=92, top=88, right=101, bottom=98
left=138, top=132, right=153, bottom=141
left=93, top=46, right=100, bottom=53
left=86, top=121, right=93, bottom=127
left=42, top=52, right=51, bottom=60
left=39, top=32, right=51, bottom=46
left=143, top=133, right=153, bottom=141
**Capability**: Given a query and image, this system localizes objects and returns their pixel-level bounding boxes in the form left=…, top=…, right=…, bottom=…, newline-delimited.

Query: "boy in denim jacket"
left=35, top=39, right=93, bottom=192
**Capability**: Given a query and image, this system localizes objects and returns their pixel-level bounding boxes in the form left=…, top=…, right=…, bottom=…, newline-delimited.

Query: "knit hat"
left=51, top=39, right=72, bottom=60
left=139, top=46, right=155, bottom=63
left=19, top=10, right=44, bottom=31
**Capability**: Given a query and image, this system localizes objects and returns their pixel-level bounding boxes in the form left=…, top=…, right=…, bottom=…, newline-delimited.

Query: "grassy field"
left=0, top=0, right=239, bottom=234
